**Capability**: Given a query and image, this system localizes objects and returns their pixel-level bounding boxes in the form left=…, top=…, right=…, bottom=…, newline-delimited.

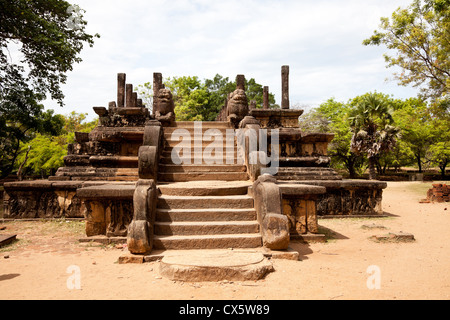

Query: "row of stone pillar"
left=116, top=73, right=143, bottom=108
left=116, top=65, right=289, bottom=110
left=255, top=65, right=290, bottom=110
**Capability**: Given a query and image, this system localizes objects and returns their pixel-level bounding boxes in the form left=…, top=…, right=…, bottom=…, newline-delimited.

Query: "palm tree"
left=349, top=93, right=401, bottom=180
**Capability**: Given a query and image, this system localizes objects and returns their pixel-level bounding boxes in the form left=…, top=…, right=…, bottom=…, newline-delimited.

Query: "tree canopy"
left=0, top=0, right=98, bottom=178
left=15, top=112, right=98, bottom=179
left=0, top=0, right=99, bottom=106
left=363, top=0, right=449, bottom=102
left=302, top=92, right=449, bottom=179
left=137, top=74, right=278, bottom=122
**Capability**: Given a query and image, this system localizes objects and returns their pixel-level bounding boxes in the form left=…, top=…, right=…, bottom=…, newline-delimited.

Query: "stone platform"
left=159, top=249, right=274, bottom=282
left=0, top=234, right=17, bottom=248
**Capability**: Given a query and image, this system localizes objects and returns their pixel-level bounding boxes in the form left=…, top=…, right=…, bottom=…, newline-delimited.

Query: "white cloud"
left=43, top=0, right=417, bottom=119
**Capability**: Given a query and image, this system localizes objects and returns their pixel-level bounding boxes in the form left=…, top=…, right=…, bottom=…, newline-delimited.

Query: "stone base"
left=158, top=249, right=274, bottom=282
left=262, top=247, right=300, bottom=260
left=370, top=232, right=415, bottom=243
left=0, top=234, right=17, bottom=248
left=249, top=109, right=303, bottom=128
left=290, top=233, right=327, bottom=243
left=277, top=180, right=388, bottom=217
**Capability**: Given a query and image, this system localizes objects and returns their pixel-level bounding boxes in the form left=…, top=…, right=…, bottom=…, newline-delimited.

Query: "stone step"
left=158, top=181, right=251, bottom=196
left=153, top=234, right=262, bottom=250
left=156, top=208, right=257, bottom=222
left=276, top=175, right=342, bottom=181
left=158, top=172, right=249, bottom=182
left=278, top=167, right=338, bottom=172
left=164, top=132, right=234, bottom=140
left=275, top=167, right=342, bottom=181
left=165, top=121, right=233, bottom=130
left=154, top=221, right=260, bottom=236
left=160, top=152, right=242, bottom=165
left=159, top=164, right=246, bottom=173
left=165, top=137, right=236, bottom=145
left=164, top=144, right=238, bottom=153
left=89, top=156, right=138, bottom=168
left=157, top=195, right=254, bottom=210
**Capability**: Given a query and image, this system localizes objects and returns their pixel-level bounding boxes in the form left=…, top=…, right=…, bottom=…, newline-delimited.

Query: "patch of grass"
left=39, top=219, right=85, bottom=237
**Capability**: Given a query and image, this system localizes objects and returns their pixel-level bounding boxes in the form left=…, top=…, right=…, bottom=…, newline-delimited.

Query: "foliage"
left=135, top=82, right=153, bottom=112
left=0, top=0, right=99, bottom=106
left=302, top=98, right=366, bottom=178
left=15, top=112, right=98, bottom=178
left=16, top=133, right=66, bottom=178
left=0, top=0, right=98, bottom=178
left=392, top=97, right=435, bottom=172
left=363, top=0, right=449, bottom=101
left=137, top=74, right=277, bottom=122
left=0, top=107, right=65, bottom=178
left=349, top=93, right=401, bottom=180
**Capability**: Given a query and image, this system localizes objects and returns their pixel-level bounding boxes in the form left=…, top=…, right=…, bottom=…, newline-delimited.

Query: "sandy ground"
left=1, top=181, right=449, bottom=300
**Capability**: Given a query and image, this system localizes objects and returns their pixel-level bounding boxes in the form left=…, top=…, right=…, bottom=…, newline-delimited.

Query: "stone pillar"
left=281, top=65, right=289, bottom=109
left=132, top=92, right=138, bottom=108
left=126, top=84, right=133, bottom=108
left=153, top=73, right=163, bottom=115
left=117, top=73, right=126, bottom=108
left=236, top=74, right=246, bottom=90
left=263, top=86, right=269, bottom=109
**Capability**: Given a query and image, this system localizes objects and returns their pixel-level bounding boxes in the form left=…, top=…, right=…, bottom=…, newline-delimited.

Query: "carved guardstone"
left=127, top=179, right=157, bottom=254
left=154, top=88, right=175, bottom=127
left=227, top=75, right=249, bottom=128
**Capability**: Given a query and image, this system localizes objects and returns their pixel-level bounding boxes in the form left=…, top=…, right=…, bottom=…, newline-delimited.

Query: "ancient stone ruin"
left=3, top=66, right=387, bottom=278
left=425, top=184, right=449, bottom=203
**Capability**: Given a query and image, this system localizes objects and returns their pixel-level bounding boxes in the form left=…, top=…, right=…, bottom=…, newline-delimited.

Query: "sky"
left=44, top=0, right=419, bottom=120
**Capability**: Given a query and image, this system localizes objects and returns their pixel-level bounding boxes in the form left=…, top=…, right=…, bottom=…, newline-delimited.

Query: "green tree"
left=392, top=97, right=435, bottom=172
left=428, top=104, right=450, bottom=177
left=349, top=93, right=401, bottom=180
left=0, top=0, right=99, bottom=106
left=140, top=74, right=277, bottom=122
left=0, top=0, right=98, bottom=178
left=301, top=98, right=366, bottom=178
left=15, top=112, right=98, bottom=178
left=135, top=82, right=153, bottom=112
left=363, top=0, right=449, bottom=101
left=16, top=133, right=67, bottom=178
left=0, top=107, right=65, bottom=178
left=317, top=98, right=364, bottom=179
left=165, top=76, right=209, bottom=121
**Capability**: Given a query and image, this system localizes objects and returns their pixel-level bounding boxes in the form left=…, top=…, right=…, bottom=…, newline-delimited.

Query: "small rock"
left=4, top=255, right=10, bottom=259
left=362, top=223, right=386, bottom=230
left=370, top=232, right=415, bottom=243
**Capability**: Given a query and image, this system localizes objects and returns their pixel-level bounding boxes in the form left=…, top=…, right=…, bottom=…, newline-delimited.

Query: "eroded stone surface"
left=159, top=250, right=274, bottom=282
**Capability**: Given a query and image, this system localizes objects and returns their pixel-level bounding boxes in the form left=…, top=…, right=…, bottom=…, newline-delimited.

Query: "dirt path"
left=1, top=181, right=449, bottom=300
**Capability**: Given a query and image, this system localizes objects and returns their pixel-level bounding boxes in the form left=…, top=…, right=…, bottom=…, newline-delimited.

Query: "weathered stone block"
left=262, top=213, right=290, bottom=250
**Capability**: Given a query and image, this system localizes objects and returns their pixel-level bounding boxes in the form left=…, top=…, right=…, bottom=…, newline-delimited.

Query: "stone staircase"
left=153, top=122, right=261, bottom=250
left=158, top=122, right=248, bottom=182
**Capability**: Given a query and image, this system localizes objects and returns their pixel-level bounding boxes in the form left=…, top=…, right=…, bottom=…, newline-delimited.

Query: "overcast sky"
left=45, top=0, right=418, bottom=120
